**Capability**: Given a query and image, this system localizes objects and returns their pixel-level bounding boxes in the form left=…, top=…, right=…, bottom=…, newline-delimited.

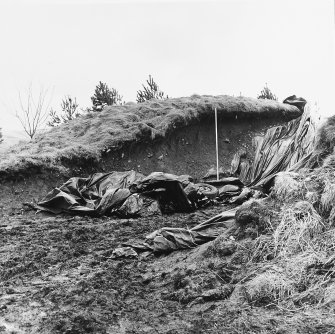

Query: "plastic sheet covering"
left=283, top=95, right=307, bottom=111
left=146, top=209, right=236, bottom=252
left=117, top=193, right=161, bottom=217
left=37, top=171, right=144, bottom=214
left=37, top=171, right=193, bottom=216
left=230, top=150, right=251, bottom=184
left=130, top=172, right=193, bottom=212
left=248, top=105, right=317, bottom=188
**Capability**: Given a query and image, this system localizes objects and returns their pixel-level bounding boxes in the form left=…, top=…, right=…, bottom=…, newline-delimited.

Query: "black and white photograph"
left=0, top=0, right=334, bottom=333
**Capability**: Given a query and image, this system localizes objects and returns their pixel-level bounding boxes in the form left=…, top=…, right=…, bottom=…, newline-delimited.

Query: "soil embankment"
left=99, top=117, right=286, bottom=178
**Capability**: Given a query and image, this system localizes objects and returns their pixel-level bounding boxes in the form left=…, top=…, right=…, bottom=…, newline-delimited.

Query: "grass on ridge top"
left=0, top=94, right=300, bottom=177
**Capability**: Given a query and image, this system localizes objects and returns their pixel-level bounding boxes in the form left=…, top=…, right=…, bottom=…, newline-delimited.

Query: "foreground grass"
left=0, top=95, right=300, bottom=178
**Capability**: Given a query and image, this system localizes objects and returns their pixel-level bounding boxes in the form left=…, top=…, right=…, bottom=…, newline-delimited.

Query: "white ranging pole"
left=215, top=107, right=219, bottom=181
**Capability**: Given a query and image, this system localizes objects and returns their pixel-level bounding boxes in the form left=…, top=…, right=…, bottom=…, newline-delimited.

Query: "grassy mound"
left=0, top=95, right=300, bottom=179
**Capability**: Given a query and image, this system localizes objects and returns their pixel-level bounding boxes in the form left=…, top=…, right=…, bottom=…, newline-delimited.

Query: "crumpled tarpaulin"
left=232, top=105, right=318, bottom=189
left=112, top=209, right=236, bottom=257
left=37, top=171, right=144, bottom=215
left=283, top=95, right=307, bottom=111
left=145, top=209, right=236, bottom=252
left=37, top=171, right=195, bottom=216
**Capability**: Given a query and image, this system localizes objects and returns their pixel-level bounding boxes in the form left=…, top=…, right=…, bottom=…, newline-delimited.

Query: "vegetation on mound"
left=136, top=75, right=167, bottom=103
left=48, top=95, right=81, bottom=127
left=91, top=81, right=124, bottom=111
left=257, top=83, right=278, bottom=101
left=240, top=168, right=335, bottom=310
left=233, top=127, right=335, bottom=314
left=0, top=95, right=300, bottom=178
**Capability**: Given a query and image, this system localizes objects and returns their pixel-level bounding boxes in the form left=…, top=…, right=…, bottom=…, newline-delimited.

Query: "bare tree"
left=15, top=86, right=51, bottom=139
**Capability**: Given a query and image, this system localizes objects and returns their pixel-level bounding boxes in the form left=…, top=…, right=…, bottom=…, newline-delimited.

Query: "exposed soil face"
left=98, top=118, right=285, bottom=179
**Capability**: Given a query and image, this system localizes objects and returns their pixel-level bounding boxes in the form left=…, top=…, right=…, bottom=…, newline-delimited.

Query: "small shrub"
left=48, top=96, right=80, bottom=127
left=91, top=81, right=123, bottom=111
left=0, top=127, right=3, bottom=144
left=257, top=83, right=278, bottom=101
left=136, top=75, right=168, bottom=103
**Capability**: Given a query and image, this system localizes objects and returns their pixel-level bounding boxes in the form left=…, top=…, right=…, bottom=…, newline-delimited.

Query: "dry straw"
left=274, top=201, right=324, bottom=257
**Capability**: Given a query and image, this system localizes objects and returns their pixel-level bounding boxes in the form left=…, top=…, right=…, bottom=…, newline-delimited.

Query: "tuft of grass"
left=247, top=235, right=275, bottom=263
left=245, top=268, right=296, bottom=304
left=271, top=172, right=305, bottom=201
left=274, top=201, right=324, bottom=257
left=315, top=115, right=335, bottom=155
left=320, top=179, right=335, bottom=214
left=324, top=284, right=335, bottom=307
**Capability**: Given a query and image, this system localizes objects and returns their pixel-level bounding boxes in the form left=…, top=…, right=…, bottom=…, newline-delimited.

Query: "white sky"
left=0, top=0, right=334, bottom=133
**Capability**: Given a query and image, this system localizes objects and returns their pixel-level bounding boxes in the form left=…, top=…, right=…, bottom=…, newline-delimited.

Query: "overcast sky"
left=0, top=0, right=334, bottom=134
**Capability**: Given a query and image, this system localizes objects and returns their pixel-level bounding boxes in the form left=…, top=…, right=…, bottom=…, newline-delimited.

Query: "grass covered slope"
left=0, top=95, right=300, bottom=178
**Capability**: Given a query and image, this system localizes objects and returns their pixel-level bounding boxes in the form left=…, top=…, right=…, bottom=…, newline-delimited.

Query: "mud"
left=0, top=204, right=229, bottom=334
left=2, top=203, right=335, bottom=333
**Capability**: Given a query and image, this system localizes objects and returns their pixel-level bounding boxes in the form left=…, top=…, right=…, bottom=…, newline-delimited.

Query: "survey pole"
left=215, top=107, right=219, bottom=181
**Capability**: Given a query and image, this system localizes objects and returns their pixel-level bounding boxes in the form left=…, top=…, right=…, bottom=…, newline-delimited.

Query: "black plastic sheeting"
left=145, top=209, right=236, bottom=253
left=244, top=105, right=316, bottom=189
left=37, top=171, right=144, bottom=215
left=37, top=171, right=197, bottom=217
left=283, top=95, right=307, bottom=112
